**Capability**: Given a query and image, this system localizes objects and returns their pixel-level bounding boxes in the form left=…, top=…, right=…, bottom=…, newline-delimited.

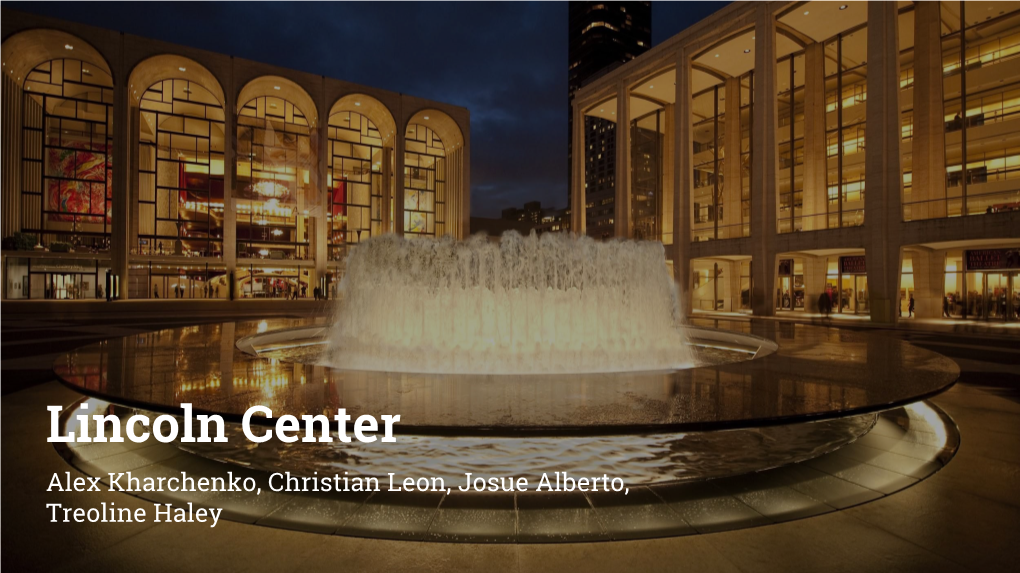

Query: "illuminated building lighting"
left=64, top=44, right=73, bottom=50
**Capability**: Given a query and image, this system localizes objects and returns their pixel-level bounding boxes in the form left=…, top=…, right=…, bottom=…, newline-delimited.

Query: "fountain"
left=328, top=232, right=693, bottom=374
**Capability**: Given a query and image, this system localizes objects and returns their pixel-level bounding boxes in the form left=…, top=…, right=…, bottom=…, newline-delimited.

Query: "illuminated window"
left=21, top=59, right=113, bottom=251
left=328, top=111, right=383, bottom=260
left=236, top=96, right=314, bottom=260
left=138, top=79, right=225, bottom=257
left=404, top=124, right=445, bottom=237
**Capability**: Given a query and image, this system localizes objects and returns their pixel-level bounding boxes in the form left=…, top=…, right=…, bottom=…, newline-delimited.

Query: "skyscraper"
left=567, top=2, right=651, bottom=238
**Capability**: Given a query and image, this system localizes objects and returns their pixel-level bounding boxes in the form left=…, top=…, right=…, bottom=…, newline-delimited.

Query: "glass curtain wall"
left=739, top=72, right=753, bottom=238
left=21, top=59, right=114, bottom=251
left=404, top=124, right=445, bottom=237
left=327, top=111, right=383, bottom=260
left=778, top=54, right=806, bottom=233
left=138, top=79, right=225, bottom=257
left=825, top=25, right=868, bottom=228
left=941, top=2, right=1020, bottom=217
left=630, top=109, right=662, bottom=241
left=692, top=83, right=724, bottom=241
left=236, top=96, right=313, bottom=260
left=900, top=7, right=916, bottom=212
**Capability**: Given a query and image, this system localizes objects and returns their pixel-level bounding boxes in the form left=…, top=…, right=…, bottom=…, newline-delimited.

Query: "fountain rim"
left=51, top=320, right=959, bottom=438
left=234, top=324, right=781, bottom=375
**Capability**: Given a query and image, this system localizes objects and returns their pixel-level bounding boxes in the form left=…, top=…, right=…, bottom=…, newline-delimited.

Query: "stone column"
left=674, top=49, right=693, bottom=312
left=727, top=260, right=742, bottom=312
left=223, top=70, right=237, bottom=299
left=571, top=103, right=587, bottom=235
left=911, top=0, right=947, bottom=221
left=911, top=249, right=945, bottom=318
left=381, top=146, right=392, bottom=232
left=614, top=82, right=631, bottom=238
left=802, top=42, right=827, bottom=230
left=393, top=112, right=406, bottom=237
left=661, top=104, right=675, bottom=247
left=865, top=1, right=904, bottom=324
left=750, top=4, right=779, bottom=317
left=111, top=57, right=130, bottom=300
left=1, top=75, right=23, bottom=242
left=314, top=110, right=328, bottom=285
left=802, top=255, right=828, bottom=312
left=723, top=77, right=742, bottom=238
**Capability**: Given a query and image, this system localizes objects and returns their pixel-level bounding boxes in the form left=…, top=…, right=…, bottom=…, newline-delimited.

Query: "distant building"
left=567, top=2, right=651, bottom=239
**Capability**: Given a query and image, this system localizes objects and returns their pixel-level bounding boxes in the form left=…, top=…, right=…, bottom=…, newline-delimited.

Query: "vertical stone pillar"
left=111, top=44, right=130, bottom=300
left=723, top=77, right=742, bottom=237
left=571, top=103, right=587, bottom=235
left=802, top=42, right=827, bottom=230
left=314, top=100, right=328, bottom=285
left=661, top=104, right=675, bottom=247
left=911, top=0, right=947, bottom=221
left=911, top=249, right=945, bottom=318
left=393, top=109, right=406, bottom=237
left=1, top=75, right=23, bottom=242
left=751, top=4, right=779, bottom=317
left=865, top=1, right=904, bottom=324
left=615, top=83, right=631, bottom=238
left=223, top=66, right=237, bottom=298
left=802, top=255, right=828, bottom=312
left=461, top=138, right=472, bottom=239
left=674, top=49, right=693, bottom=312
left=381, top=146, right=392, bottom=232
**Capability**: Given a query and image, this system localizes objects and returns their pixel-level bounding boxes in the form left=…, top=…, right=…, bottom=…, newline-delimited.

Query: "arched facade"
left=235, top=77, right=318, bottom=261
left=402, top=109, right=467, bottom=240
left=327, top=94, right=396, bottom=260
left=0, top=14, right=470, bottom=303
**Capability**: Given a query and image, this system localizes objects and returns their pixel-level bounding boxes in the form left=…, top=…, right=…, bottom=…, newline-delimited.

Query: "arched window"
left=404, top=124, right=445, bottom=237
left=22, top=59, right=113, bottom=251
left=328, top=110, right=383, bottom=260
left=138, top=79, right=225, bottom=256
left=236, top=96, right=313, bottom=260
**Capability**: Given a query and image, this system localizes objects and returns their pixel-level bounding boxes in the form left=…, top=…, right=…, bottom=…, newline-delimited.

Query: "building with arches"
left=571, top=1, right=1020, bottom=325
left=1, top=9, right=470, bottom=303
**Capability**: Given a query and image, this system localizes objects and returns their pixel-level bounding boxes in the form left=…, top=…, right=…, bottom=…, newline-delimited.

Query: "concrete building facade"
left=571, top=1, right=1020, bottom=324
left=1, top=9, right=470, bottom=303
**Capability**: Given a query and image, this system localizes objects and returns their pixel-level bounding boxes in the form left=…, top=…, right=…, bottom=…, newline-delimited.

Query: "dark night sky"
left=8, top=1, right=727, bottom=217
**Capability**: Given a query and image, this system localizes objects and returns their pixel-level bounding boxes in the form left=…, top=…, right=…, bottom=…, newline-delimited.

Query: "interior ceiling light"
left=744, top=49, right=751, bottom=53
left=804, top=11, right=809, bottom=16
left=64, top=44, right=73, bottom=50
left=179, top=67, right=186, bottom=72
left=354, top=101, right=361, bottom=106
left=840, top=5, right=848, bottom=9
left=715, top=54, right=720, bottom=57
left=424, top=116, right=430, bottom=120
left=273, top=85, right=281, bottom=90
left=649, top=85, right=654, bottom=89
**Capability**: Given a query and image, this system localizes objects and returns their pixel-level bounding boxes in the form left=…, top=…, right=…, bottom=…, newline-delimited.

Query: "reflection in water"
left=175, top=412, right=876, bottom=487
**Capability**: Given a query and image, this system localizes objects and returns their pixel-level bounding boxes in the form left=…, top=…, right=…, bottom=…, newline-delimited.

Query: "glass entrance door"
left=986, top=273, right=1009, bottom=320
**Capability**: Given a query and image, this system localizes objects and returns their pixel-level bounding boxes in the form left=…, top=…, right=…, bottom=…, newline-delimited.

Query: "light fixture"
left=179, top=66, right=186, bottom=72
left=715, top=54, right=720, bottom=58
left=804, top=11, right=809, bottom=16
left=64, top=44, right=73, bottom=50
left=424, top=116, right=430, bottom=120
left=649, top=85, right=654, bottom=89
left=840, top=4, right=848, bottom=10
left=744, top=49, right=751, bottom=53
left=273, top=85, right=281, bottom=90
left=354, top=101, right=361, bottom=106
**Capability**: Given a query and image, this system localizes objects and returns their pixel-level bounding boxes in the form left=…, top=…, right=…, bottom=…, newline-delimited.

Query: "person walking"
left=908, top=294, right=915, bottom=318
